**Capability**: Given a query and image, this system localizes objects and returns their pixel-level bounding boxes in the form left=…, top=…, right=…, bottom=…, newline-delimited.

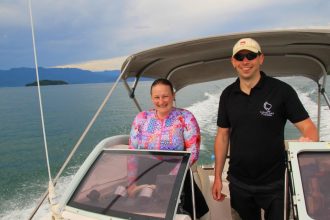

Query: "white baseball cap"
left=232, top=38, right=262, bottom=56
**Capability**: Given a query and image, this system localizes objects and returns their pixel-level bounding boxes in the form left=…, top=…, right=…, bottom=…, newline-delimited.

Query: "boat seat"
left=194, top=166, right=234, bottom=220
left=175, top=214, right=192, bottom=220
left=99, top=135, right=129, bottom=149
left=106, top=144, right=129, bottom=149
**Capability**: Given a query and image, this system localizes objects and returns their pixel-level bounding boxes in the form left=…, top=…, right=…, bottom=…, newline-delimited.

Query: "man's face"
left=231, top=50, right=264, bottom=80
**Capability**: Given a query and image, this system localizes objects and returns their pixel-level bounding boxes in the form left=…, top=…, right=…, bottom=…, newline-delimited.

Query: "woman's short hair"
left=150, top=78, right=174, bottom=94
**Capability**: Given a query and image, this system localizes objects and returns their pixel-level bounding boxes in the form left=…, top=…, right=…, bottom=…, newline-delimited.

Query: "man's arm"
left=294, top=118, right=319, bottom=141
left=212, top=127, right=230, bottom=201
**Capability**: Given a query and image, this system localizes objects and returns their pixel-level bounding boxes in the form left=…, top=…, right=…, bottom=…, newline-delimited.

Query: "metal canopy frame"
left=120, top=29, right=330, bottom=137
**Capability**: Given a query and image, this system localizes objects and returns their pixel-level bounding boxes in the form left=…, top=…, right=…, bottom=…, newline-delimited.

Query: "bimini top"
left=121, top=29, right=330, bottom=91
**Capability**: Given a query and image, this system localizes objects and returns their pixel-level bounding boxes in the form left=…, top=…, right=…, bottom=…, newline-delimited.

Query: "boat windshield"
left=298, top=151, right=330, bottom=220
left=67, top=149, right=190, bottom=220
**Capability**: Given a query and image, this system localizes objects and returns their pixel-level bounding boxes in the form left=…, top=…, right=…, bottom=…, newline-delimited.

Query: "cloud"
left=0, top=0, right=329, bottom=70
left=54, top=56, right=127, bottom=71
left=112, top=0, right=328, bottom=51
left=117, top=0, right=287, bottom=38
left=0, top=1, right=28, bottom=27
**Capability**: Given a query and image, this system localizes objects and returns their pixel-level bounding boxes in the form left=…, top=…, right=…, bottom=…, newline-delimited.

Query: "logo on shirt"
left=260, top=101, right=274, bottom=117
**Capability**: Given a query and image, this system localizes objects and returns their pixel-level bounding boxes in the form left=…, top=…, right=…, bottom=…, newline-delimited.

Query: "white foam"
left=185, top=79, right=330, bottom=142
left=296, top=88, right=330, bottom=141
left=1, top=172, right=75, bottom=219
left=186, top=92, right=220, bottom=135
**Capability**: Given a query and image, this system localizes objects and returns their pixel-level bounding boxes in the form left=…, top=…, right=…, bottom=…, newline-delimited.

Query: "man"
left=212, top=38, right=319, bottom=220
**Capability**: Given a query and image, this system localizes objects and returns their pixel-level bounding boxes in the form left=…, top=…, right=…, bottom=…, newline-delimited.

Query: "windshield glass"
left=298, top=152, right=330, bottom=220
left=67, top=149, right=190, bottom=220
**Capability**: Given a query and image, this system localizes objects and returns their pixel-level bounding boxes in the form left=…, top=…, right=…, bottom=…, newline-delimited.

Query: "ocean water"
left=0, top=77, right=330, bottom=219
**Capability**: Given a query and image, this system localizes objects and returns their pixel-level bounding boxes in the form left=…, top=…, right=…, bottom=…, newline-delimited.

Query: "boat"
left=29, top=29, right=330, bottom=220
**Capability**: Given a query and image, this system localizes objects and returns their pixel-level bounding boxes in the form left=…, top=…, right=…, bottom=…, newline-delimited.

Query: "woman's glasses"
left=233, top=52, right=260, bottom=61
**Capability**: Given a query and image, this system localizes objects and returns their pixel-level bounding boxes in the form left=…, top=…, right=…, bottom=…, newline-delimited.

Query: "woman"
left=128, top=78, right=208, bottom=218
left=129, top=78, right=200, bottom=164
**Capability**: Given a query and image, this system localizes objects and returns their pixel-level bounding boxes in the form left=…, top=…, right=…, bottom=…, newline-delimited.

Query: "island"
left=25, top=80, right=69, bottom=86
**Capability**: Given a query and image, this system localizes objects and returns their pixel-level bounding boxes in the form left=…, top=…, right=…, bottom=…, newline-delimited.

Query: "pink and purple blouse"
left=129, top=107, right=201, bottom=165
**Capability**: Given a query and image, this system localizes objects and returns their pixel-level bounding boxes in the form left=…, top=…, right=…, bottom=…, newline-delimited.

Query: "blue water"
left=0, top=78, right=329, bottom=219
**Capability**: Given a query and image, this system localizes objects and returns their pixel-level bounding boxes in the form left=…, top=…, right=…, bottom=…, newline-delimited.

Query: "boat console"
left=60, top=136, right=192, bottom=220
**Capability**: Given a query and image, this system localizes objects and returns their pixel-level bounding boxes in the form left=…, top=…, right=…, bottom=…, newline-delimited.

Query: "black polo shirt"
left=217, top=72, right=309, bottom=185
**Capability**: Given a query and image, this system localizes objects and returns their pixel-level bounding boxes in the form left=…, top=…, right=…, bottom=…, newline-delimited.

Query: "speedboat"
left=29, top=29, right=330, bottom=220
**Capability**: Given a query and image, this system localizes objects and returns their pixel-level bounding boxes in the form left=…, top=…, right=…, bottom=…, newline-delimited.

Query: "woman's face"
left=151, top=84, right=175, bottom=119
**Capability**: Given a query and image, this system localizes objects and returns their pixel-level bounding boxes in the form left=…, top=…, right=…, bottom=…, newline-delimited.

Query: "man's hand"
left=212, top=177, right=226, bottom=201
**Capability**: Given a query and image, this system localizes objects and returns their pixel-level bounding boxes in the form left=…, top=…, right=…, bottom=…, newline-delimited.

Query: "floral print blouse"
left=127, top=108, right=200, bottom=183
left=129, top=107, right=201, bottom=165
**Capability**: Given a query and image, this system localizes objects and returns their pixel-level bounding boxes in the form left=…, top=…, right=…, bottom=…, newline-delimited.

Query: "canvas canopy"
left=121, top=29, right=330, bottom=91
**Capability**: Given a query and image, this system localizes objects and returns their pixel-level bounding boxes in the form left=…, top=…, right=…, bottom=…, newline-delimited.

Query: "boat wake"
left=187, top=92, right=220, bottom=136
left=297, top=89, right=330, bottom=140
left=1, top=171, right=76, bottom=219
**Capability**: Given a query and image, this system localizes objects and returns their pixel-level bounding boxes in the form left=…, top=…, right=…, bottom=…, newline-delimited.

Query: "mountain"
left=0, top=67, right=120, bottom=87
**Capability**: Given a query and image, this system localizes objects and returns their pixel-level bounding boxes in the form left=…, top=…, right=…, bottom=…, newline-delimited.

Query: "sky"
left=0, top=0, right=329, bottom=71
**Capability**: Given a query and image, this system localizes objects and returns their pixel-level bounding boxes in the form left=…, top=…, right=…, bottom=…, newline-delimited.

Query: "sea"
left=1, top=77, right=330, bottom=219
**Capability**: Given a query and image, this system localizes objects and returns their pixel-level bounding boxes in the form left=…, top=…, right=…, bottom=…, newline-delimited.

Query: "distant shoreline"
left=0, top=67, right=121, bottom=87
